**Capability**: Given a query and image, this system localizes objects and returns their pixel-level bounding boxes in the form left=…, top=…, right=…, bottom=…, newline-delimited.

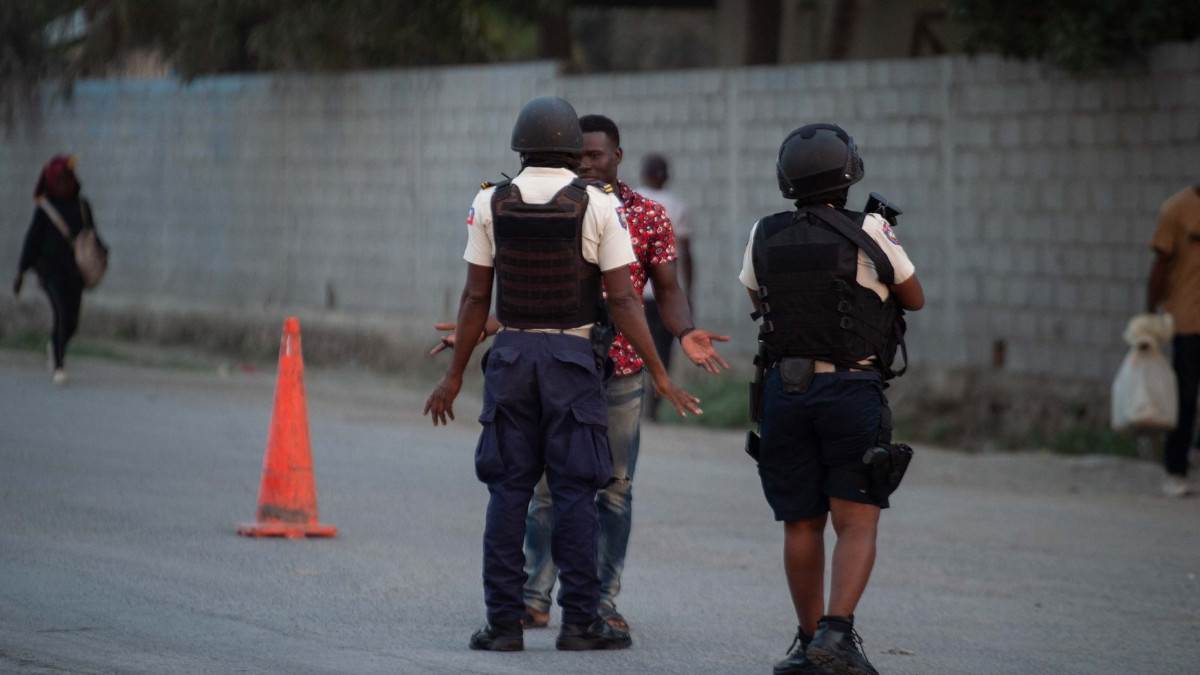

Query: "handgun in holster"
left=861, top=398, right=913, bottom=501
left=589, top=300, right=616, bottom=382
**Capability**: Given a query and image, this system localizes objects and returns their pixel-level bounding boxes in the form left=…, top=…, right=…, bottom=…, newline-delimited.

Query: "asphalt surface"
left=1, top=348, right=1198, bottom=675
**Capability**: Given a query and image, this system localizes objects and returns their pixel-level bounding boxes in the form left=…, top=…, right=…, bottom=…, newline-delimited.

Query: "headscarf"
left=34, top=155, right=81, bottom=201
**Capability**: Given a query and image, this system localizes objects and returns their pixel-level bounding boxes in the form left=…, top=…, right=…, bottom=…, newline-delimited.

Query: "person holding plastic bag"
left=1111, top=313, right=1177, bottom=431
left=1146, top=185, right=1200, bottom=497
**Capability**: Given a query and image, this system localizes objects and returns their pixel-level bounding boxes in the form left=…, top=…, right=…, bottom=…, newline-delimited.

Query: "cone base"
left=237, top=521, right=338, bottom=539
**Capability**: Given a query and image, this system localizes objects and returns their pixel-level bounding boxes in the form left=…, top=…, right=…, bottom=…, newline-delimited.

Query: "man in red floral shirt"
left=519, top=114, right=728, bottom=634
left=432, top=114, right=728, bottom=636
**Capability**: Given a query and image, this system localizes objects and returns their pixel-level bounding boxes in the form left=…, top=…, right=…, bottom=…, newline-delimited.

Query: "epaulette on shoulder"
left=480, top=178, right=510, bottom=190
left=582, top=179, right=614, bottom=194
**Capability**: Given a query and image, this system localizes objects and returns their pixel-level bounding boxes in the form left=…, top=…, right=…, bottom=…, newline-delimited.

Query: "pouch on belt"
left=779, top=357, right=815, bottom=393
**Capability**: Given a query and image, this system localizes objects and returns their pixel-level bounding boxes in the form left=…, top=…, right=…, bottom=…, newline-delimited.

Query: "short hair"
left=641, top=153, right=668, bottom=181
left=580, top=114, right=620, bottom=147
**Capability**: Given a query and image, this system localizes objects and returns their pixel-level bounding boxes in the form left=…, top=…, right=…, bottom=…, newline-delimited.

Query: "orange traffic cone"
left=238, top=317, right=337, bottom=539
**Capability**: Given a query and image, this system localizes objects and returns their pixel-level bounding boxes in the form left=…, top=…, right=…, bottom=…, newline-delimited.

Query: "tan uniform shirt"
left=463, top=166, right=635, bottom=337
left=1151, top=186, right=1200, bottom=335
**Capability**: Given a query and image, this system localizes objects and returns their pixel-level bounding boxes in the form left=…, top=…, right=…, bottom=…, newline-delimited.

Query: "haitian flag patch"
left=615, top=205, right=629, bottom=230
left=882, top=222, right=901, bottom=246
left=466, top=207, right=475, bottom=226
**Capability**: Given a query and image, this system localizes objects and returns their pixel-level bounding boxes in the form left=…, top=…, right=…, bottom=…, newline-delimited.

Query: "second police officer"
left=739, top=124, right=925, bottom=675
left=423, top=96, right=701, bottom=653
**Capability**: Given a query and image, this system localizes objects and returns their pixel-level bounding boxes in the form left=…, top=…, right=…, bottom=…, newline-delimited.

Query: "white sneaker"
left=1162, top=475, right=1192, bottom=498
left=52, top=369, right=68, bottom=386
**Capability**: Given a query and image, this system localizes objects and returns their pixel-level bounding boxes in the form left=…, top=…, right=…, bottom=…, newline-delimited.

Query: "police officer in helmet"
left=739, top=123, right=924, bottom=675
left=424, top=96, right=702, bottom=653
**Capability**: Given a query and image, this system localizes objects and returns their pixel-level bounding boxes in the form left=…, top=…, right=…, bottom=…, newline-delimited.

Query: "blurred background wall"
left=5, top=46, right=1198, bottom=376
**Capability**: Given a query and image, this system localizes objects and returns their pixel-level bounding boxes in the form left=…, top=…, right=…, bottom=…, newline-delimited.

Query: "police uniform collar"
left=518, top=166, right=577, bottom=179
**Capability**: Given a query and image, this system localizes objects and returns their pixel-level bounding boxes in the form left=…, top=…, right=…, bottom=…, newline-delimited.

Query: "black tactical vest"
left=491, top=178, right=602, bottom=329
left=751, top=206, right=905, bottom=377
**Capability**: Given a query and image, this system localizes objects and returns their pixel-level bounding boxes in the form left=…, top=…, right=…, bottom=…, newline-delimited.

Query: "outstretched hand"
left=423, top=373, right=463, bottom=426
left=428, top=322, right=467, bottom=357
left=652, top=374, right=703, bottom=417
left=428, top=319, right=497, bottom=356
left=680, top=329, right=731, bottom=374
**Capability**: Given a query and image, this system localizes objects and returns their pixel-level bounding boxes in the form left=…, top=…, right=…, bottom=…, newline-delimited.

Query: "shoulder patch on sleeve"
left=881, top=221, right=901, bottom=246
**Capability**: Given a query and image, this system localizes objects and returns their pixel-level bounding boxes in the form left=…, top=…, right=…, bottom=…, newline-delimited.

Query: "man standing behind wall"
left=1148, top=184, right=1200, bottom=498
left=638, top=154, right=694, bottom=421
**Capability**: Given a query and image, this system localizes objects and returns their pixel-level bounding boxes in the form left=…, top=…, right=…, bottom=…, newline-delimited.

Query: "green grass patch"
left=0, top=330, right=211, bottom=372
left=662, top=376, right=752, bottom=429
left=1045, top=426, right=1140, bottom=457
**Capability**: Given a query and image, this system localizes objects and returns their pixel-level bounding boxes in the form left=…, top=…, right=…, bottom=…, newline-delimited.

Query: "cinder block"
left=1147, top=112, right=1173, bottom=143
left=1172, top=111, right=1200, bottom=141
left=997, top=119, right=1021, bottom=147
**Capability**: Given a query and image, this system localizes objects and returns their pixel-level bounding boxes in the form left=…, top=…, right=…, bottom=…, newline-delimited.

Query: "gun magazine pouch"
left=745, top=430, right=761, bottom=462
left=779, top=357, right=815, bottom=393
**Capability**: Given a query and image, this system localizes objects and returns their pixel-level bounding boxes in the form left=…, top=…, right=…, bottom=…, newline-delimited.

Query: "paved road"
left=1, top=349, right=1197, bottom=674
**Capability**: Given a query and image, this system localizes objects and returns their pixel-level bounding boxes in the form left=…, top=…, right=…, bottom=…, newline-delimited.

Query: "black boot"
left=555, top=617, right=632, bottom=651
left=773, top=626, right=827, bottom=674
left=805, top=616, right=878, bottom=675
left=469, top=621, right=523, bottom=651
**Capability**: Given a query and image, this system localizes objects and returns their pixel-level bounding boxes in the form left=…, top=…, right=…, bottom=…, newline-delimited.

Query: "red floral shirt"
left=609, top=182, right=677, bottom=376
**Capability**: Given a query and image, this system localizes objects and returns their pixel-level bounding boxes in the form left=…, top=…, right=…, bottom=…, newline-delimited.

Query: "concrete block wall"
left=3, top=45, right=1199, bottom=391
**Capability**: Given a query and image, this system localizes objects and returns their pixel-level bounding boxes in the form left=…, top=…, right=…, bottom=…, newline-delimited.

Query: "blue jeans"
left=523, top=371, right=645, bottom=617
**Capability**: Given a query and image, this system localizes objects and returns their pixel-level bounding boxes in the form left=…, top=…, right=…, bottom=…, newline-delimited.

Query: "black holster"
left=746, top=343, right=768, bottom=463
left=862, top=443, right=914, bottom=503
left=749, top=346, right=766, bottom=425
left=589, top=301, right=615, bottom=381
left=861, top=394, right=912, bottom=502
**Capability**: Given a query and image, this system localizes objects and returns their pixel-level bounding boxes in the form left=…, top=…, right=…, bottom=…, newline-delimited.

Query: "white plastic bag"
left=1111, top=314, right=1178, bottom=432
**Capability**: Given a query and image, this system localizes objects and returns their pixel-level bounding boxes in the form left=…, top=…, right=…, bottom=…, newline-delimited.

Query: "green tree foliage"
left=951, top=0, right=1200, bottom=72
left=1, top=0, right=549, bottom=130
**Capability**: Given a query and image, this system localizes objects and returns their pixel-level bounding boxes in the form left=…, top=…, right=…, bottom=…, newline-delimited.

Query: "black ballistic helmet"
left=510, top=96, right=584, bottom=155
left=776, top=123, right=864, bottom=201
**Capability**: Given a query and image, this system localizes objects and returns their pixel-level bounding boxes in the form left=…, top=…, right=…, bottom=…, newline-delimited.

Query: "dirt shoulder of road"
left=1, top=342, right=1177, bottom=506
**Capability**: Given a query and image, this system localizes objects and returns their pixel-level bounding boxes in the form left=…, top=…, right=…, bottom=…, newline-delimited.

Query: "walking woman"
left=12, top=155, right=106, bottom=385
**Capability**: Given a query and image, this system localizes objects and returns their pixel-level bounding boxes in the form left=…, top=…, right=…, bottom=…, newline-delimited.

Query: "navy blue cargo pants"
left=475, top=330, right=614, bottom=627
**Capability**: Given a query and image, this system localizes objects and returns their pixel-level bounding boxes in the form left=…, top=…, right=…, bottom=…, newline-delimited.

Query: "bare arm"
left=1148, top=251, right=1171, bottom=312
left=423, top=264, right=494, bottom=425
left=649, top=260, right=730, bottom=372
left=678, top=236, right=694, bottom=299
left=648, top=261, right=693, bottom=337
left=892, top=274, right=925, bottom=311
left=604, top=266, right=702, bottom=416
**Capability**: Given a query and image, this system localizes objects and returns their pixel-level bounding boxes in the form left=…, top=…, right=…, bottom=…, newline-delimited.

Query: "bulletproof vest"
left=491, top=178, right=602, bottom=329
left=751, top=206, right=904, bottom=376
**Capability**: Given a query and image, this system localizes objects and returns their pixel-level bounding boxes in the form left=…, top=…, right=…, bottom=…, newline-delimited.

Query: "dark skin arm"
left=648, top=260, right=730, bottom=373
left=678, top=236, right=694, bottom=299
left=605, top=265, right=702, bottom=416
left=892, top=274, right=925, bottom=311
left=1147, top=250, right=1171, bottom=312
left=423, top=263, right=494, bottom=426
